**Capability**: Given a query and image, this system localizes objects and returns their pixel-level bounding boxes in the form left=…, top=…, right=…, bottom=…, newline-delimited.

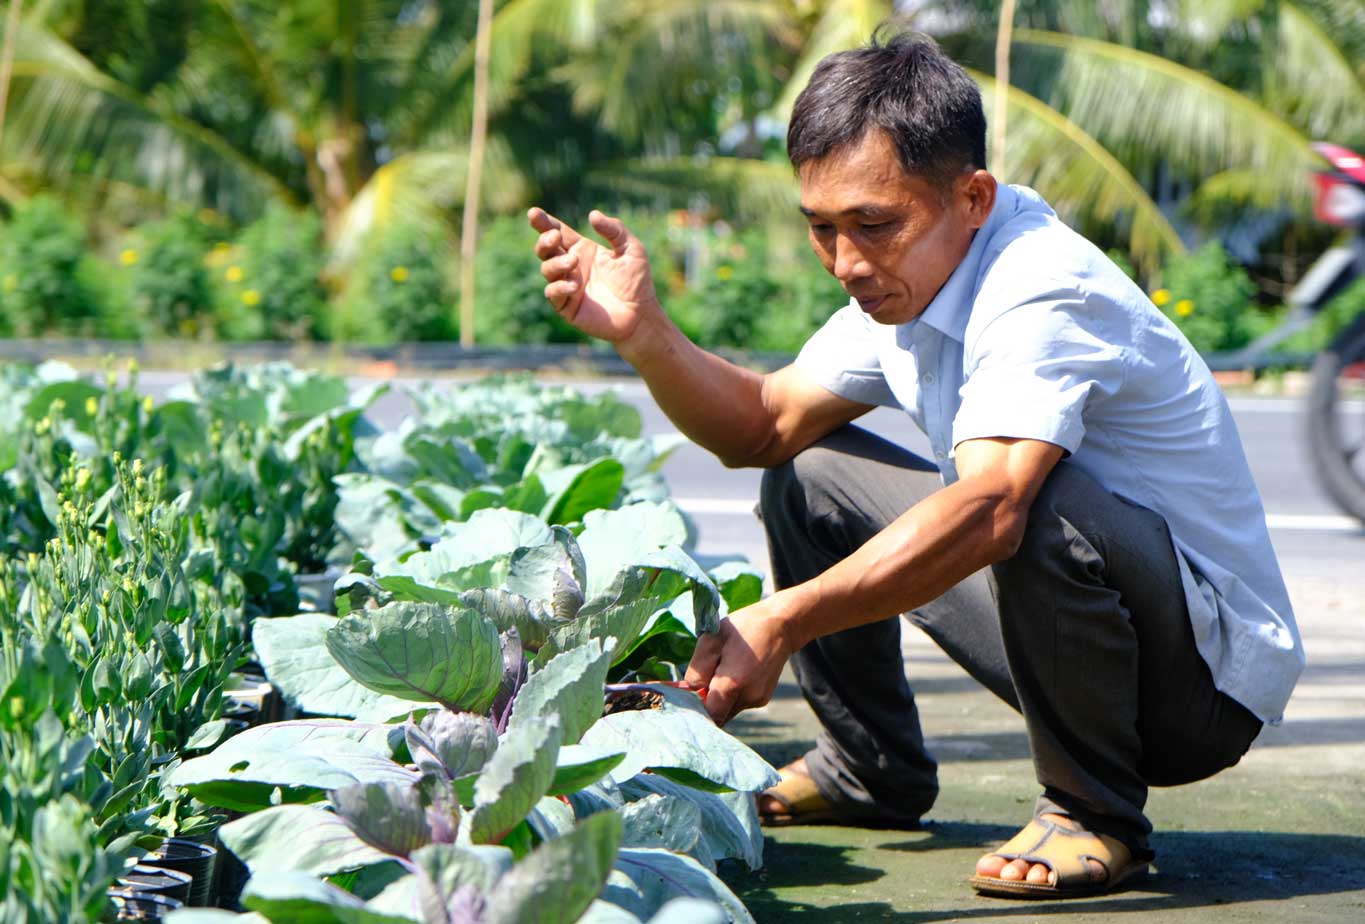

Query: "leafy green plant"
left=341, top=224, right=458, bottom=343
left=1151, top=241, right=1273, bottom=354
left=0, top=197, right=107, bottom=338
left=124, top=213, right=219, bottom=338
left=216, top=207, right=329, bottom=341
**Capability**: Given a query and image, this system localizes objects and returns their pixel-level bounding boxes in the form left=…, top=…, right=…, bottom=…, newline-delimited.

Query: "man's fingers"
left=528, top=207, right=582, bottom=248
left=534, top=228, right=564, bottom=260
left=684, top=633, right=723, bottom=689
left=588, top=210, right=632, bottom=256
left=540, top=252, right=577, bottom=283
left=543, top=279, right=579, bottom=309
left=704, top=677, right=739, bottom=727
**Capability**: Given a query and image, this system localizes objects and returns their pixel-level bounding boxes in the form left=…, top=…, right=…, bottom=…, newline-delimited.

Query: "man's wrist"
left=772, top=581, right=825, bottom=654
left=615, top=305, right=677, bottom=368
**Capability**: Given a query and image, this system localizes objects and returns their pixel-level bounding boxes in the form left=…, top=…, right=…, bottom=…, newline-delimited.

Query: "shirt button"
left=935, top=450, right=946, bottom=461
left=922, top=372, right=936, bottom=385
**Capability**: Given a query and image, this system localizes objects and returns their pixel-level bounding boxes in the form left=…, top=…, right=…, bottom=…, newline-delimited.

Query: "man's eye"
left=809, top=224, right=834, bottom=234
left=860, top=221, right=893, bottom=232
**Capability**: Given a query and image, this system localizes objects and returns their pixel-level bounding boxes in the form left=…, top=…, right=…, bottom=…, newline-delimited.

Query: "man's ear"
left=960, top=170, right=997, bottom=229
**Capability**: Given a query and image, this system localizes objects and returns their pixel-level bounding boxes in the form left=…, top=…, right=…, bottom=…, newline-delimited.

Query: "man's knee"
left=1000, top=463, right=1108, bottom=567
left=758, top=439, right=846, bottom=528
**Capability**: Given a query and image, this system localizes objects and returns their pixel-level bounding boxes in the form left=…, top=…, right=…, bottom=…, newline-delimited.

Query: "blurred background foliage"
left=0, top=0, right=1362, bottom=354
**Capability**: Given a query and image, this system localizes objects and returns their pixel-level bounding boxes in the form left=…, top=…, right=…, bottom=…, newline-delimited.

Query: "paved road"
left=137, top=370, right=1365, bottom=580
left=582, top=381, right=1365, bottom=583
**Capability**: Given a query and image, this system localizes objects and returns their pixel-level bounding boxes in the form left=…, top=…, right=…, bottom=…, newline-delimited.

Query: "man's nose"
left=832, top=235, right=872, bottom=283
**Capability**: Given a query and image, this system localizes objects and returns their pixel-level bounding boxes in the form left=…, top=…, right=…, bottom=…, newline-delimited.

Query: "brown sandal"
left=756, top=761, right=843, bottom=827
left=969, top=815, right=1151, bottom=899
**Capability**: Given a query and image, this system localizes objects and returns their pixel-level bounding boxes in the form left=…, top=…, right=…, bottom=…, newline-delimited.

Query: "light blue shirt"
left=796, top=183, right=1304, bottom=723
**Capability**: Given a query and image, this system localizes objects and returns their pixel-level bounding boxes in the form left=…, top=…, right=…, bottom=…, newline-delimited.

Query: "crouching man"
left=527, top=30, right=1303, bottom=900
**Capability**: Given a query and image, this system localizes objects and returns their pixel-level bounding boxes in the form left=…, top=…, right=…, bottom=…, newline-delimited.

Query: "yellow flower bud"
left=84, top=396, right=99, bottom=417
left=225, top=265, right=244, bottom=283
left=75, top=469, right=91, bottom=492
left=390, top=266, right=409, bottom=283
left=143, top=395, right=155, bottom=415
left=241, top=289, right=261, bottom=306
left=1151, top=289, right=1172, bottom=307
left=1175, top=299, right=1195, bottom=318
left=120, top=249, right=139, bottom=267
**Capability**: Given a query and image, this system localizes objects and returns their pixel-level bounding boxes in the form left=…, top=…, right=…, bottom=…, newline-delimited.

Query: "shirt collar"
left=902, top=183, right=1023, bottom=345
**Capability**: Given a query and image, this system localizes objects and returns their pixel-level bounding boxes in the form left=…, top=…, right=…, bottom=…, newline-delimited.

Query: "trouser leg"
left=993, top=462, right=1263, bottom=850
left=759, top=425, right=1016, bottom=824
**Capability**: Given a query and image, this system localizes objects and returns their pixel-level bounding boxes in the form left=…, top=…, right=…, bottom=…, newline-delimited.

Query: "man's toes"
left=975, top=854, right=1008, bottom=877
left=1026, top=863, right=1055, bottom=885
left=998, top=859, right=1030, bottom=881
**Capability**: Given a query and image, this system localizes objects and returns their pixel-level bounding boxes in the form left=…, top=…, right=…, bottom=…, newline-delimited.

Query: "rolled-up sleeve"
left=952, top=295, right=1125, bottom=456
left=794, top=302, right=899, bottom=407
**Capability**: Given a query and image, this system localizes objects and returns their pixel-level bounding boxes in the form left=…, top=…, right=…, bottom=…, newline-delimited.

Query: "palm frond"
left=1268, top=1, right=1365, bottom=140
left=1185, top=167, right=1310, bottom=227
left=584, top=155, right=799, bottom=225
left=769, top=0, right=894, bottom=124
left=328, top=139, right=528, bottom=270
left=972, top=70, right=1185, bottom=275
left=562, top=0, right=796, bottom=146
left=1013, top=29, right=1318, bottom=201
left=5, top=20, right=296, bottom=217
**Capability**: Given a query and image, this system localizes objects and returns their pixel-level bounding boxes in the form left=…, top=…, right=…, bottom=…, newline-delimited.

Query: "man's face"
left=798, top=129, right=994, bottom=326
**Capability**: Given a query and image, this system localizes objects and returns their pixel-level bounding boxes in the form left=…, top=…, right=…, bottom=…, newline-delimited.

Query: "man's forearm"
left=616, top=309, right=777, bottom=467
left=780, top=475, right=1025, bottom=648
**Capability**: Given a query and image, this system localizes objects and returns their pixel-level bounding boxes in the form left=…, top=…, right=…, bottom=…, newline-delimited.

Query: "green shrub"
left=475, top=214, right=590, bottom=345
left=1151, top=242, right=1269, bottom=354
left=0, top=197, right=107, bottom=337
left=216, top=207, right=328, bottom=341
left=340, top=224, right=458, bottom=343
left=123, top=212, right=218, bottom=338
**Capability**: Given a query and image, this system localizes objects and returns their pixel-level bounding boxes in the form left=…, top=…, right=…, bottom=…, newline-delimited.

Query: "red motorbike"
left=1301, top=144, right=1365, bottom=523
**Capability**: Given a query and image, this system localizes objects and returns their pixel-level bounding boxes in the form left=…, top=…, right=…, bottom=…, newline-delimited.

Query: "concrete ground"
left=718, top=569, right=1365, bottom=922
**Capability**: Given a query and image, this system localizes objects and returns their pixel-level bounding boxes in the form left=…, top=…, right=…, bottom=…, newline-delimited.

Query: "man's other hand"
left=684, top=594, right=803, bottom=726
left=528, top=207, right=661, bottom=345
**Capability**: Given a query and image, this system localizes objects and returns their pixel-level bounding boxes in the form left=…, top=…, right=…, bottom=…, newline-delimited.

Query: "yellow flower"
left=225, top=265, right=244, bottom=283
left=74, top=469, right=91, bottom=492
left=716, top=265, right=734, bottom=281
left=242, top=289, right=262, bottom=307
left=390, top=266, right=410, bottom=283
left=84, top=396, right=99, bottom=417
left=1151, top=289, right=1172, bottom=307
left=143, top=395, right=155, bottom=415
left=120, top=248, right=139, bottom=267
left=1175, top=299, right=1195, bottom=317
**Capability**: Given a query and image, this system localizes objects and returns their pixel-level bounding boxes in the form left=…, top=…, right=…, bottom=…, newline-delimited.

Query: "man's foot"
left=968, top=812, right=1149, bottom=899
left=756, top=758, right=839, bottom=826
left=974, top=813, right=1105, bottom=886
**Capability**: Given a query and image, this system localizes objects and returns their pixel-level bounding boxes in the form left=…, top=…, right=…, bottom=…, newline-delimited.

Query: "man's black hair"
left=786, top=28, right=987, bottom=188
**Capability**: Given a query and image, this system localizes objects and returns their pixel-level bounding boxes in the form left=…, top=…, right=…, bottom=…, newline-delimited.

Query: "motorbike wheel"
left=1307, top=310, right=1365, bottom=525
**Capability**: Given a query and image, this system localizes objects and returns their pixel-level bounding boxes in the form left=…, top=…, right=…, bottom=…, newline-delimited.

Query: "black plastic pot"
left=295, top=566, right=343, bottom=613
left=116, top=866, right=192, bottom=905
left=107, top=889, right=184, bottom=921
left=141, top=838, right=218, bottom=907
left=224, top=671, right=280, bottom=724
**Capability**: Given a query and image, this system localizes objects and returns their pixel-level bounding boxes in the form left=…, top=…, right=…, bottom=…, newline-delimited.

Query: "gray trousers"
left=760, top=426, right=1262, bottom=850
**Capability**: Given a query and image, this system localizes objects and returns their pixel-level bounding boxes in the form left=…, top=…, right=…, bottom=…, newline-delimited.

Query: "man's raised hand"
left=528, top=207, right=660, bottom=345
